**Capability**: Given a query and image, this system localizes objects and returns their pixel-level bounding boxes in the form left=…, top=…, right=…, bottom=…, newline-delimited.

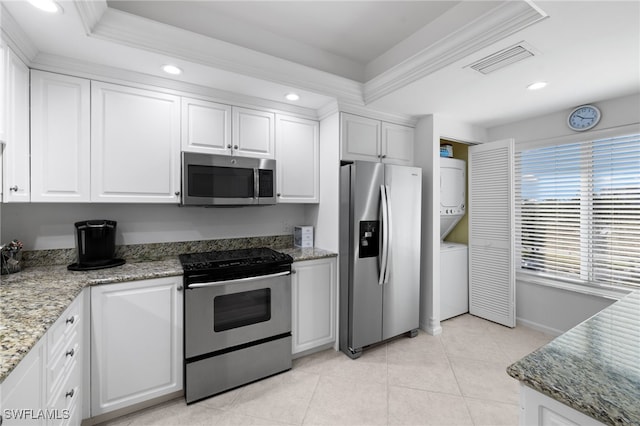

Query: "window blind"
left=515, top=133, right=640, bottom=290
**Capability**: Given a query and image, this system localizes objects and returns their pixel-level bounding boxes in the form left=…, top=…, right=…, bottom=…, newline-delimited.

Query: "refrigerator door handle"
left=383, top=184, right=392, bottom=284
left=379, top=185, right=389, bottom=285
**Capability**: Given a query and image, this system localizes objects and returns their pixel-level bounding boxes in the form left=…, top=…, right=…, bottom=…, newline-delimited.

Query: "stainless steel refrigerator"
left=339, top=161, right=422, bottom=359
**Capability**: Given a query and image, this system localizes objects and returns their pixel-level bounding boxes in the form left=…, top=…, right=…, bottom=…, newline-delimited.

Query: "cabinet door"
left=31, top=71, right=91, bottom=202
left=181, top=97, right=232, bottom=155
left=340, top=112, right=380, bottom=162
left=381, top=122, right=414, bottom=166
left=0, top=42, right=5, bottom=146
left=275, top=115, right=319, bottom=203
left=232, top=107, right=275, bottom=159
left=1, top=338, right=46, bottom=426
left=2, top=48, right=30, bottom=202
left=292, top=258, right=337, bottom=355
left=91, top=277, right=183, bottom=416
left=91, top=82, right=181, bottom=203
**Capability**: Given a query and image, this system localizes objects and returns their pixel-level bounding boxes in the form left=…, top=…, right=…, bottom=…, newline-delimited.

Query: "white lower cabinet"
left=291, top=257, right=337, bottom=356
left=0, top=291, right=86, bottom=426
left=90, top=277, right=183, bottom=416
left=0, top=338, right=46, bottom=425
left=519, top=384, right=606, bottom=426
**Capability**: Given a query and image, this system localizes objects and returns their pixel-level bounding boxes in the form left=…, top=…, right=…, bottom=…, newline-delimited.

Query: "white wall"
left=306, top=112, right=340, bottom=252
left=488, top=93, right=640, bottom=142
left=517, top=281, right=614, bottom=336
left=2, top=203, right=305, bottom=250
left=488, top=92, right=640, bottom=334
left=415, top=114, right=487, bottom=335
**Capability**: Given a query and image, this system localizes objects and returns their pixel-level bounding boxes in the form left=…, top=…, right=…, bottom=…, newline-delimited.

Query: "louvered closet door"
left=468, top=139, right=515, bottom=327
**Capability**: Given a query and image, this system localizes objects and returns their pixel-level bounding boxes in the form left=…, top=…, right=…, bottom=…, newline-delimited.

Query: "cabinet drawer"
left=47, top=329, right=80, bottom=399
left=47, top=298, right=81, bottom=358
left=47, top=359, right=81, bottom=426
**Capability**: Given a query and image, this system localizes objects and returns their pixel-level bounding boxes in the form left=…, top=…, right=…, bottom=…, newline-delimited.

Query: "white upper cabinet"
left=0, top=41, right=5, bottom=146
left=181, top=97, right=232, bottom=155
left=232, top=106, right=275, bottom=159
left=31, top=70, right=91, bottom=202
left=341, top=113, right=380, bottom=162
left=381, top=122, right=414, bottom=166
left=341, top=112, right=415, bottom=166
left=91, top=81, right=181, bottom=203
left=275, top=114, right=319, bottom=203
left=2, top=48, right=30, bottom=202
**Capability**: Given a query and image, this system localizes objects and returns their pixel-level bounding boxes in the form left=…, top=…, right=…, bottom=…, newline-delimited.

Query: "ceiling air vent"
left=467, top=42, right=536, bottom=75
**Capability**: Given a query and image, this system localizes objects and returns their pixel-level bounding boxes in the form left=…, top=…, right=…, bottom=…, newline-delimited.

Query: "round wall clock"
left=567, top=104, right=601, bottom=131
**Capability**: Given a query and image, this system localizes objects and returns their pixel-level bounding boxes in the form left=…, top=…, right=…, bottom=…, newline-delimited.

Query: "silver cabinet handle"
left=174, top=191, right=180, bottom=196
left=66, top=348, right=75, bottom=357
left=9, top=185, right=18, bottom=192
left=234, top=145, right=239, bottom=150
left=177, top=285, right=183, bottom=291
left=66, top=316, right=75, bottom=325
left=227, top=144, right=232, bottom=149
left=66, top=389, right=74, bottom=398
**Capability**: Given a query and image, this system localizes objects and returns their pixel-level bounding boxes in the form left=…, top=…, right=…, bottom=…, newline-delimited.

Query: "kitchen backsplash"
left=21, top=234, right=294, bottom=268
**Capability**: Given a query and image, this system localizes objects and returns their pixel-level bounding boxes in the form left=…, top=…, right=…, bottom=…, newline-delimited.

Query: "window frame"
left=514, top=123, right=640, bottom=297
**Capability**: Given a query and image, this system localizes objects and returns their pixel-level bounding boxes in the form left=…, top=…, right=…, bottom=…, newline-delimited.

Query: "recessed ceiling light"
left=28, top=0, right=63, bottom=13
left=527, top=81, right=547, bottom=91
left=162, top=65, right=182, bottom=75
left=285, top=93, right=300, bottom=101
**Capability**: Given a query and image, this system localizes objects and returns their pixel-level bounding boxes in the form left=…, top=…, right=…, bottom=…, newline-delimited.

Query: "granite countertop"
left=0, top=243, right=336, bottom=384
left=0, top=259, right=183, bottom=383
left=507, top=291, right=640, bottom=426
left=280, top=246, right=337, bottom=262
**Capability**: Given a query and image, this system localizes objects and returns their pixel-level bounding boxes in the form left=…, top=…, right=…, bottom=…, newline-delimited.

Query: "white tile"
left=303, top=375, right=388, bottom=425
left=230, top=370, right=319, bottom=425
left=465, top=397, right=520, bottom=426
left=388, top=386, right=473, bottom=425
left=449, top=356, right=520, bottom=405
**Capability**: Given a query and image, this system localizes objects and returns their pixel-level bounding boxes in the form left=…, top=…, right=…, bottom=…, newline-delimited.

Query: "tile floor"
left=99, top=314, right=554, bottom=426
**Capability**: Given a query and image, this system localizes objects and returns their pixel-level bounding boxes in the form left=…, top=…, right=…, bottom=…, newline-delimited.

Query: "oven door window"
left=213, top=289, right=271, bottom=332
left=188, top=165, right=255, bottom=198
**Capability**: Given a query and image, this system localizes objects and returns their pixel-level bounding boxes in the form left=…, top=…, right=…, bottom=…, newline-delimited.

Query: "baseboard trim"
left=516, top=317, right=563, bottom=337
left=81, top=390, right=184, bottom=425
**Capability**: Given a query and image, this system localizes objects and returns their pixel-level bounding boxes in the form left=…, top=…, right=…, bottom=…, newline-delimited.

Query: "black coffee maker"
left=67, top=220, right=126, bottom=271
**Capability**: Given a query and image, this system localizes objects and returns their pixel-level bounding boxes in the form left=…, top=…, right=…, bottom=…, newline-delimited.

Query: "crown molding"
left=363, top=1, right=548, bottom=104
left=73, top=0, right=107, bottom=35
left=31, top=52, right=321, bottom=119
left=338, top=102, right=418, bottom=127
left=1, top=3, right=39, bottom=64
left=78, top=7, right=364, bottom=106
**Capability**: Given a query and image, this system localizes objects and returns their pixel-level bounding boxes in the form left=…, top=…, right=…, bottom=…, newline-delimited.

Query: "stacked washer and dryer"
left=439, top=158, right=468, bottom=321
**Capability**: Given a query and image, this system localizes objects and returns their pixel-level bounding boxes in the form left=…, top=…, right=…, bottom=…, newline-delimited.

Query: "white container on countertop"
left=294, top=226, right=314, bottom=248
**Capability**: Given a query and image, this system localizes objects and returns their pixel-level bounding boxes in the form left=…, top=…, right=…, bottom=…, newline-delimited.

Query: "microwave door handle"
left=254, top=168, right=259, bottom=200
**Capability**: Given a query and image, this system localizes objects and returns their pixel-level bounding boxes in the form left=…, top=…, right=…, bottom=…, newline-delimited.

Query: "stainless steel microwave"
left=181, top=152, right=276, bottom=206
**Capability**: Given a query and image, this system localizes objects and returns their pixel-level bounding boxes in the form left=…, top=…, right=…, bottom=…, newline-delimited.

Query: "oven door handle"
left=187, top=271, right=291, bottom=289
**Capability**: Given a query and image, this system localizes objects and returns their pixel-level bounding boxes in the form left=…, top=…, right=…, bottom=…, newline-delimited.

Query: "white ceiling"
left=3, top=0, right=639, bottom=128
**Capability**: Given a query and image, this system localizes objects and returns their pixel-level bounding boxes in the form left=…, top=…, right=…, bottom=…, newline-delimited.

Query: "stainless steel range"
left=179, top=247, right=293, bottom=404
